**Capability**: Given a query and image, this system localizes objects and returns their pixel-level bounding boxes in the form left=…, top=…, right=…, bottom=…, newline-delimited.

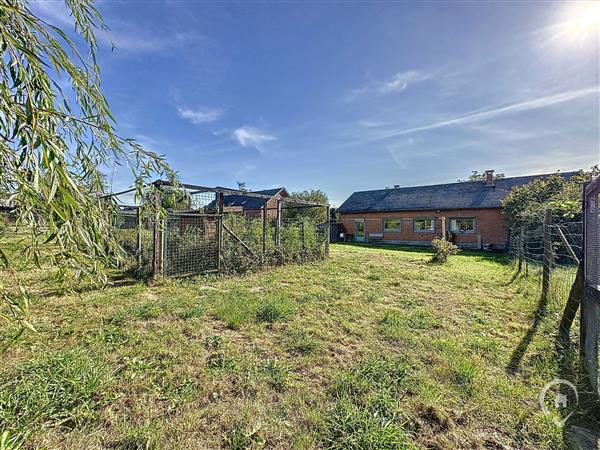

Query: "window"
left=383, top=217, right=402, bottom=232
left=413, top=218, right=435, bottom=232
left=449, top=217, right=475, bottom=233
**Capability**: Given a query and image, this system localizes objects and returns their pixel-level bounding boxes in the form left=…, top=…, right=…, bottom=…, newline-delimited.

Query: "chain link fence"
left=111, top=182, right=330, bottom=279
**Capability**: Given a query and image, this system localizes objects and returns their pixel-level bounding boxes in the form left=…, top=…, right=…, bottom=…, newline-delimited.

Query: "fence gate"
left=583, top=178, right=600, bottom=395
left=163, top=213, right=220, bottom=276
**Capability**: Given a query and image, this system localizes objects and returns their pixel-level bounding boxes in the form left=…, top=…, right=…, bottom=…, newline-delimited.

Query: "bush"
left=430, top=238, right=460, bottom=263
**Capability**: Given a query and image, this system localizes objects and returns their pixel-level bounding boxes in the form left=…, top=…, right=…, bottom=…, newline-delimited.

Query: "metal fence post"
left=275, top=199, right=282, bottom=249
left=136, top=206, right=143, bottom=272
left=152, top=189, right=163, bottom=279
left=541, top=208, right=553, bottom=302
left=262, top=200, right=267, bottom=257
left=217, top=192, right=224, bottom=273
left=325, top=205, right=331, bottom=256
left=580, top=182, right=588, bottom=354
left=518, top=225, right=525, bottom=273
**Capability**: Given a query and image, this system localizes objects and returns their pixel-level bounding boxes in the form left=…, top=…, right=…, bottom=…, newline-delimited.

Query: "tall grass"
left=0, top=349, right=111, bottom=444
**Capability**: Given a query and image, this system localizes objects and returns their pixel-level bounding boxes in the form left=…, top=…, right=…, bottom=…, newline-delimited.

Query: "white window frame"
left=413, top=217, right=435, bottom=232
left=383, top=217, right=402, bottom=232
left=449, top=217, right=475, bottom=233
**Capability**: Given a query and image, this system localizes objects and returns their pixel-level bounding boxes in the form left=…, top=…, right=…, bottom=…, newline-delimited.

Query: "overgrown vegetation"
left=1, top=241, right=596, bottom=448
left=502, top=167, right=597, bottom=228
left=220, top=214, right=326, bottom=274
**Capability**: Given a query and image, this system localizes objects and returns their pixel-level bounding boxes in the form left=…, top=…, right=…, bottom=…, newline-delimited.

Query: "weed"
left=0, top=348, right=110, bottom=437
left=323, top=357, right=413, bottom=449
left=379, top=310, right=439, bottom=340
left=255, top=299, right=293, bottom=324
left=176, top=304, right=204, bottom=319
left=323, top=399, right=413, bottom=450
left=225, top=424, right=265, bottom=449
left=97, top=323, right=129, bottom=346
left=207, top=351, right=237, bottom=371
left=204, top=334, right=224, bottom=349
left=260, top=358, right=291, bottom=391
left=110, top=423, right=159, bottom=450
left=448, top=357, right=480, bottom=396
left=159, top=376, right=198, bottom=412
left=284, top=331, right=319, bottom=356
left=129, top=302, right=161, bottom=320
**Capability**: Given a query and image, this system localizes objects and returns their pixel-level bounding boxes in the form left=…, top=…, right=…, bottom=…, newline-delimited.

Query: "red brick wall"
left=339, top=208, right=507, bottom=248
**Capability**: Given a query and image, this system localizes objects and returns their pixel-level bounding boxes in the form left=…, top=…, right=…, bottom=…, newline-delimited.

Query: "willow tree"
left=0, top=0, right=174, bottom=340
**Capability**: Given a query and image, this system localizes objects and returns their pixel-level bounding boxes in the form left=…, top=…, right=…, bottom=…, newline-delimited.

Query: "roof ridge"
left=348, top=170, right=581, bottom=195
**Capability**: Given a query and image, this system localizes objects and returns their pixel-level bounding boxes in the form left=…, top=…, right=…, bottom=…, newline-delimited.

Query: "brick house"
left=221, top=187, right=289, bottom=218
left=337, top=170, right=578, bottom=250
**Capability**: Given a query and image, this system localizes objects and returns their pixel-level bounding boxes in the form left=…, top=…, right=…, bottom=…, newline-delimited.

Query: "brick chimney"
left=485, top=169, right=495, bottom=186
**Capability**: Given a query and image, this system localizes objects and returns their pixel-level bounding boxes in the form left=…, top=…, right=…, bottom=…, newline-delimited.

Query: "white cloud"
left=98, top=20, right=207, bottom=53
left=363, top=86, right=599, bottom=141
left=345, top=70, right=431, bottom=102
left=177, top=106, right=224, bottom=124
left=379, top=71, right=432, bottom=94
left=233, top=126, right=276, bottom=152
left=357, top=120, right=386, bottom=128
left=29, top=1, right=73, bottom=27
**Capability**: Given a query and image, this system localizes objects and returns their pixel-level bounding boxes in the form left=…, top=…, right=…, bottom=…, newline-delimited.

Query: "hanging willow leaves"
left=0, top=0, right=176, bottom=343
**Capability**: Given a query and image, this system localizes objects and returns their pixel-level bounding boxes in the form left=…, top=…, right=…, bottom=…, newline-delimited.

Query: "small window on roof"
left=414, top=218, right=435, bottom=232
left=449, top=217, right=475, bottom=233
left=383, top=218, right=402, bottom=232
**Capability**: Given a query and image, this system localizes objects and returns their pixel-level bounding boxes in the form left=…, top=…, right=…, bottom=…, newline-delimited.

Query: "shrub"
left=430, top=238, right=460, bottom=263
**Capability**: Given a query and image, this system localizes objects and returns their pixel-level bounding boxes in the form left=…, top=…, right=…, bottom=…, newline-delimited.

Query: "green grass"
left=0, top=241, right=598, bottom=449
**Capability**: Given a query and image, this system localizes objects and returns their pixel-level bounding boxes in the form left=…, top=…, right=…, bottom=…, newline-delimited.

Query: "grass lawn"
left=1, top=242, right=598, bottom=449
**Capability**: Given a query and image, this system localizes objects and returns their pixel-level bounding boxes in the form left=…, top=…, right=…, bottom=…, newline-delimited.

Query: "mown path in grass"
left=0, top=243, right=595, bottom=449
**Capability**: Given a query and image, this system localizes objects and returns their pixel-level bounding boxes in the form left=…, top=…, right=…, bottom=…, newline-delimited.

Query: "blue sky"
left=34, top=1, right=599, bottom=205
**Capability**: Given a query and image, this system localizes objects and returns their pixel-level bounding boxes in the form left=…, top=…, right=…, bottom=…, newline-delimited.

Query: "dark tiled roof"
left=222, top=187, right=285, bottom=210
left=337, top=172, right=580, bottom=213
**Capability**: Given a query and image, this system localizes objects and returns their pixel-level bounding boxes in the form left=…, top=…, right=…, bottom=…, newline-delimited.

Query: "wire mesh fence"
left=111, top=182, right=330, bottom=279
left=509, top=218, right=581, bottom=305
left=114, top=206, right=153, bottom=277
left=508, top=203, right=599, bottom=397
left=583, top=180, right=600, bottom=396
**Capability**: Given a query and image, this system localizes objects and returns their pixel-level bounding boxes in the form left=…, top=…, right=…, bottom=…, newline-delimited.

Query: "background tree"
left=458, top=170, right=506, bottom=182
left=144, top=186, right=191, bottom=210
left=0, top=0, right=175, bottom=339
left=501, top=167, right=597, bottom=229
left=284, top=189, right=329, bottom=223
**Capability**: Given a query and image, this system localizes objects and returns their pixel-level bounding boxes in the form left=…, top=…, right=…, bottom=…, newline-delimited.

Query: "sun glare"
left=550, top=2, right=600, bottom=46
